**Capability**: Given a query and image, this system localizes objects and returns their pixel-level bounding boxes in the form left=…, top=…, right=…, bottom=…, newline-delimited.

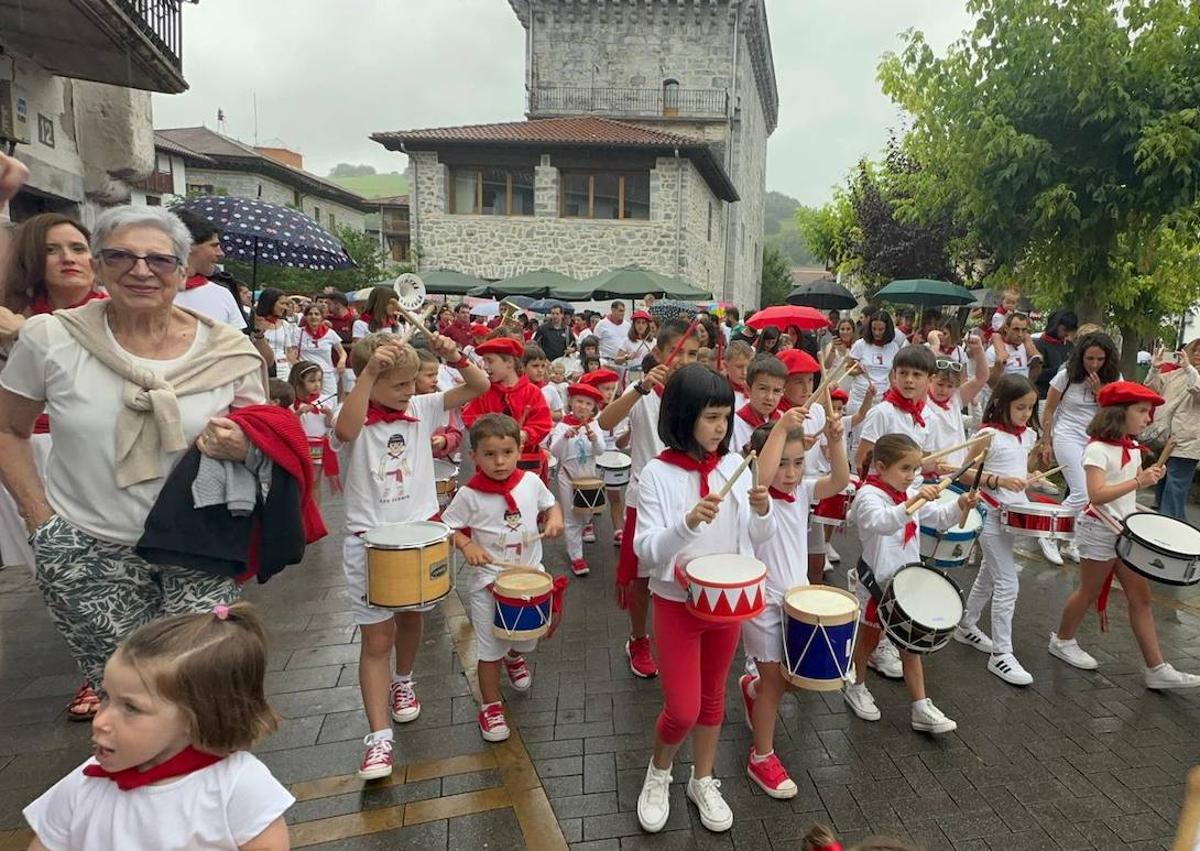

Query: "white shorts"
left=742, top=600, right=786, bottom=663
left=342, top=535, right=438, bottom=626
left=468, top=584, right=538, bottom=663
left=1075, top=515, right=1120, bottom=562
left=807, top=521, right=826, bottom=555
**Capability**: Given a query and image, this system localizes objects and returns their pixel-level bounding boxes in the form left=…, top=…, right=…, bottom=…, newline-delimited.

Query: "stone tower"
left=508, top=0, right=778, bottom=308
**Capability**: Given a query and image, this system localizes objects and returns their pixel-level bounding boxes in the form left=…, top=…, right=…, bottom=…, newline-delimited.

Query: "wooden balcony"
left=131, top=169, right=175, bottom=194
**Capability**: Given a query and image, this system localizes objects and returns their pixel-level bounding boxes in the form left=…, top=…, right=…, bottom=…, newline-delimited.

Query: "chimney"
left=255, top=146, right=303, bottom=169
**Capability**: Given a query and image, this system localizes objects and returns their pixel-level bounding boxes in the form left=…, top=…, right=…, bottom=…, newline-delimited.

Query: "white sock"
left=368, top=728, right=394, bottom=743
left=750, top=749, right=772, bottom=763
left=392, top=672, right=412, bottom=685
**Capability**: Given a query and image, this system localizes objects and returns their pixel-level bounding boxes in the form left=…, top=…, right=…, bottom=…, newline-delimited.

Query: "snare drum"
left=433, top=459, right=459, bottom=508
left=920, top=489, right=985, bottom=568
left=877, top=564, right=963, bottom=654
left=1116, top=512, right=1200, bottom=586
left=683, top=554, right=767, bottom=623
left=596, top=451, right=632, bottom=489
left=781, top=585, right=859, bottom=691
left=812, top=476, right=860, bottom=526
left=1001, top=502, right=1075, bottom=539
left=492, top=568, right=553, bottom=640
left=571, top=477, right=606, bottom=515
left=363, top=521, right=453, bottom=610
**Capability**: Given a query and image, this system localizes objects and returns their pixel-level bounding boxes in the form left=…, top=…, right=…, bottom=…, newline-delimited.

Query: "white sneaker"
left=953, top=624, right=994, bottom=654
left=582, top=523, right=597, bottom=544
left=1048, top=632, right=1098, bottom=670
left=911, top=698, right=957, bottom=733
left=636, top=761, right=673, bottom=833
left=686, top=769, right=733, bottom=833
left=1038, top=537, right=1064, bottom=565
left=846, top=566, right=858, bottom=593
left=1063, top=542, right=1081, bottom=563
left=827, top=541, right=840, bottom=564
left=989, top=653, right=1034, bottom=686
left=843, top=683, right=881, bottom=721
left=1145, top=663, right=1200, bottom=690
left=823, top=558, right=834, bottom=574
left=868, top=640, right=903, bottom=679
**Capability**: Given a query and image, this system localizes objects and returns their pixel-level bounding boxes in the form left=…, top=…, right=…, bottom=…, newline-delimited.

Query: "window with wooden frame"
left=560, top=171, right=650, bottom=220
left=449, top=166, right=534, bottom=216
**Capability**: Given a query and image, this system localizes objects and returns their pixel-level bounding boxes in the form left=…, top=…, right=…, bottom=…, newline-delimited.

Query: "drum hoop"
left=1123, top=512, right=1200, bottom=558
left=781, top=593, right=859, bottom=685
left=571, top=477, right=605, bottom=489
left=781, top=586, right=858, bottom=626
left=919, top=523, right=981, bottom=541
left=492, top=567, right=553, bottom=598
left=686, top=571, right=765, bottom=590
left=363, top=525, right=451, bottom=550
left=494, top=590, right=552, bottom=607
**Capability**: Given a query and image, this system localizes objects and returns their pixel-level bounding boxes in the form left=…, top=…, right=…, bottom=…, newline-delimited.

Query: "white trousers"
left=1053, top=431, right=1089, bottom=516
left=961, top=513, right=1018, bottom=655
left=556, top=479, right=590, bottom=561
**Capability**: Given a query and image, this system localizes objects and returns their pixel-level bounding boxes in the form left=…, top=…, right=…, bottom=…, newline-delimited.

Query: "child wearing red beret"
left=1048, top=381, right=1200, bottom=689
left=462, top=338, right=553, bottom=464
left=548, top=384, right=607, bottom=576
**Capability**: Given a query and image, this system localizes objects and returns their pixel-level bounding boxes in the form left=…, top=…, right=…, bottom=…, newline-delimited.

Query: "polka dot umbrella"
left=172, top=195, right=356, bottom=284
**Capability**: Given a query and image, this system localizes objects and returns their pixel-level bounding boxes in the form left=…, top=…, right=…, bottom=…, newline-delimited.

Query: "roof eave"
left=196, top=154, right=376, bottom=212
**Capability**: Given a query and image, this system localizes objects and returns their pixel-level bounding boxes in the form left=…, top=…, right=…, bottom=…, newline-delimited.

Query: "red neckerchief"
left=1041, top=333, right=1063, bottom=345
left=492, top=376, right=531, bottom=414
left=729, top=378, right=748, bottom=397
left=926, top=391, right=952, bottom=411
left=897, top=324, right=913, bottom=336
left=883, top=388, right=926, bottom=427
left=83, top=746, right=223, bottom=791
left=736, top=404, right=769, bottom=428
left=768, top=486, right=795, bottom=503
left=562, top=414, right=591, bottom=428
left=1159, top=363, right=1180, bottom=374
left=292, top=392, right=321, bottom=413
left=302, top=323, right=331, bottom=343
left=984, top=421, right=1027, bottom=438
left=465, top=469, right=525, bottom=512
left=863, top=475, right=916, bottom=544
left=657, top=449, right=721, bottom=498
left=28, top=288, right=106, bottom=315
left=1089, top=436, right=1147, bottom=466
left=939, top=344, right=957, bottom=355
left=365, top=402, right=418, bottom=425
left=996, top=305, right=1009, bottom=316
left=260, top=315, right=280, bottom=327
left=184, top=274, right=209, bottom=291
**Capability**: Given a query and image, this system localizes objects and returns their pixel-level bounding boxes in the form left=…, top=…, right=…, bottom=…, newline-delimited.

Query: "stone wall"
left=183, top=167, right=367, bottom=232
left=726, top=31, right=769, bottom=309
left=407, top=150, right=724, bottom=288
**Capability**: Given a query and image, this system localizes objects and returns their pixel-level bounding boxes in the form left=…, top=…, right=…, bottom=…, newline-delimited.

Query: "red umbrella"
left=746, top=305, right=829, bottom=332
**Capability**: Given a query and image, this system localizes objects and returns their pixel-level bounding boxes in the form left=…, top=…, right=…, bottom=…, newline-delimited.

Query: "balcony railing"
left=112, top=0, right=183, bottom=68
left=529, top=86, right=729, bottom=120
left=131, top=170, right=175, bottom=194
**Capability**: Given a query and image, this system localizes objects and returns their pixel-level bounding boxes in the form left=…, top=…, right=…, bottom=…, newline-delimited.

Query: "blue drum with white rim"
left=781, top=585, right=859, bottom=692
left=919, top=486, right=985, bottom=568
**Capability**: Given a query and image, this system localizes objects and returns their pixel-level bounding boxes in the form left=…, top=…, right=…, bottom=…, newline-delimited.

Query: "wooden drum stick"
left=717, top=450, right=757, bottom=499
left=920, top=432, right=992, bottom=466
left=1158, top=438, right=1178, bottom=468
left=905, top=475, right=954, bottom=515
left=1171, top=765, right=1200, bottom=851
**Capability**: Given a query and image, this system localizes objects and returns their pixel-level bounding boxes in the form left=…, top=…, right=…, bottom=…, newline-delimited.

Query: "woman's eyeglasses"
left=98, top=248, right=182, bottom=277
left=935, top=358, right=964, bottom=373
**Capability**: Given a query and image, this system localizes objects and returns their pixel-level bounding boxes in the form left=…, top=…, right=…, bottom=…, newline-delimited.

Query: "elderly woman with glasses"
left=0, top=205, right=267, bottom=694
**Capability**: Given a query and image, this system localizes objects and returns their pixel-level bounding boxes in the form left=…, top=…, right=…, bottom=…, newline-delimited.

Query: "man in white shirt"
left=987, top=312, right=1042, bottom=387
left=593, top=301, right=631, bottom=362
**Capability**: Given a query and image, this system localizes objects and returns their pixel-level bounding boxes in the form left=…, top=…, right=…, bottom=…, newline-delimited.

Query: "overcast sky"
left=152, top=0, right=973, bottom=206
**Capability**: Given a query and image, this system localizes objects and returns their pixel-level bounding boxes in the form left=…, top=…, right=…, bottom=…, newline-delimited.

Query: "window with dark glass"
left=560, top=172, right=650, bottom=220
left=448, top=167, right=535, bottom=216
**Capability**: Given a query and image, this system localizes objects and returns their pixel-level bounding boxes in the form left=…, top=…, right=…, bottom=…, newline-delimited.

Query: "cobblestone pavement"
left=3, top=494, right=1200, bottom=849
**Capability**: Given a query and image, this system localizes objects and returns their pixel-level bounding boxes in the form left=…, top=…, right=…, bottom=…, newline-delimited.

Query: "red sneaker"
left=571, top=558, right=590, bottom=576
left=67, top=682, right=100, bottom=722
left=739, top=674, right=757, bottom=731
left=390, top=679, right=421, bottom=723
left=626, top=636, right=658, bottom=679
left=357, top=735, right=394, bottom=780
left=479, top=702, right=511, bottom=742
left=746, top=749, right=798, bottom=799
left=612, top=529, right=623, bottom=546
left=504, top=654, right=532, bottom=691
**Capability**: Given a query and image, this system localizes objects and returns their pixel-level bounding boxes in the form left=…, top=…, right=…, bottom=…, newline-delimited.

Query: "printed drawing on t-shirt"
left=500, top=511, right=525, bottom=561
left=373, top=433, right=413, bottom=501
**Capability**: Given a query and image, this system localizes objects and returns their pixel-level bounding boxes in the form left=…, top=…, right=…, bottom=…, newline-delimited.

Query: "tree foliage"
left=328, top=163, right=378, bottom=178
left=794, top=192, right=859, bottom=275
left=877, top=0, right=1200, bottom=355
left=760, top=244, right=795, bottom=307
left=224, top=225, right=398, bottom=294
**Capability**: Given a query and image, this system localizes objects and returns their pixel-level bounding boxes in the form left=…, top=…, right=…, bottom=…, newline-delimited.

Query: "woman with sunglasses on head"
left=0, top=205, right=267, bottom=728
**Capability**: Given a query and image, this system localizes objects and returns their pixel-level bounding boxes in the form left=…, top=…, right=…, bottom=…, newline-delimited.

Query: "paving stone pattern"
left=3, top=494, right=1200, bottom=849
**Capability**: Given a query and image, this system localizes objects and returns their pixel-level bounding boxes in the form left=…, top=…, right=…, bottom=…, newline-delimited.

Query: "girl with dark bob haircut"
left=656, top=363, right=736, bottom=457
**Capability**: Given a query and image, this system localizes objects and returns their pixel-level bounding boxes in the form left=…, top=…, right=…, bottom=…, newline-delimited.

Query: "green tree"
left=224, top=224, right=396, bottom=294
left=878, top=0, right=1200, bottom=367
left=794, top=193, right=860, bottom=275
left=760, top=244, right=794, bottom=307
left=328, top=163, right=377, bottom=178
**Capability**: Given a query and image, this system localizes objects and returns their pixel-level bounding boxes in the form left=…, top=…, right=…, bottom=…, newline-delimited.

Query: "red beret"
left=778, top=349, right=821, bottom=375
left=469, top=323, right=491, bottom=338
left=830, top=387, right=849, bottom=403
left=632, top=310, right=652, bottom=322
left=581, top=368, right=620, bottom=387
left=474, top=337, right=525, bottom=358
left=1097, top=380, right=1164, bottom=408
left=567, top=383, right=605, bottom=404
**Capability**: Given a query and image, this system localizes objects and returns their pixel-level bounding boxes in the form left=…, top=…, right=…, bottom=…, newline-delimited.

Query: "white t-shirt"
left=978, top=427, right=1037, bottom=507
left=852, top=483, right=962, bottom=584
left=593, top=317, right=632, bottom=360
left=351, top=319, right=400, bottom=341
left=331, top=392, right=445, bottom=533
left=986, top=343, right=1032, bottom=378
left=296, top=326, right=341, bottom=375
left=1083, top=440, right=1139, bottom=519
left=617, top=338, right=653, bottom=370
left=753, top=484, right=813, bottom=603
left=924, top=391, right=967, bottom=465
left=858, top=398, right=931, bottom=451
left=803, top=401, right=829, bottom=474
left=262, top=321, right=297, bottom=376
left=625, top=391, right=664, bottom=506
left=173, top=282, right=246, bottom=329
left=1049, top=368, right=1101, bottom=444
left=849, top=338, right=904, bottom=408
left=0, top=315, right=264, bottom=544
left=541, top=383, right=564, bottom=416
left=441, top=471, right=557, bottom=591
left=732, top=409, right=768, bottom=455
left=23, top=750, right=293, bottom=851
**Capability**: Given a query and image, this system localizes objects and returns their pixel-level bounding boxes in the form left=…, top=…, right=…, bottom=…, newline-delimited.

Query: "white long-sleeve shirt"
left=751, top=484, right=813, bottom=603
left=634, top=453, right=772, bottom=603
left=548, top=420, right=606, bottom=482
left=625, top=392, right=663, bottom=506
left=851, top=483, right=963, bottom=585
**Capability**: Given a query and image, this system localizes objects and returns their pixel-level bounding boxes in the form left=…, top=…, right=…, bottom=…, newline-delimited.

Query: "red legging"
left=652, top=596, right=741, bottom=745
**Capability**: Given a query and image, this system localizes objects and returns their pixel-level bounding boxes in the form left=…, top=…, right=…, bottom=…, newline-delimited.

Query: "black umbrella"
left=173, top=195, right=356, bottom=285
left=786, top=278, right=857, bottom=310
left=647, top=300, right=697, bottom=323
left=528, top=298, right=574, bottom=314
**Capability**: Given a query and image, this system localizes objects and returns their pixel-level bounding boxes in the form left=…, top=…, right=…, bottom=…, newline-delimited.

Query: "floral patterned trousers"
left=30, top=515, right=240, bottom=685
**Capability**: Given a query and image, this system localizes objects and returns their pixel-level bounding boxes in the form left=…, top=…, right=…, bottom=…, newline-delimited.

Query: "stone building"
left=363, top=195, right=411, bottom=262
left=129, top=132, right=214, bottom=208
left=155, top=126, right=375, bottom=232
left=0, top=0, right=187, bottom=224
left=374, top=0, right=776, bottom=307
left=372, top=116, right=737, bottom=288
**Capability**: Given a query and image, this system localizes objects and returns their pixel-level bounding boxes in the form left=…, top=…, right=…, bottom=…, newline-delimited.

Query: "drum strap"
left=856, top=559, right=885, bottom=605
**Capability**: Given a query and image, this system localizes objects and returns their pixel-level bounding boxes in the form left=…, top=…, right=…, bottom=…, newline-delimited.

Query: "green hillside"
left=329, top=173, right=408, bottom=199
